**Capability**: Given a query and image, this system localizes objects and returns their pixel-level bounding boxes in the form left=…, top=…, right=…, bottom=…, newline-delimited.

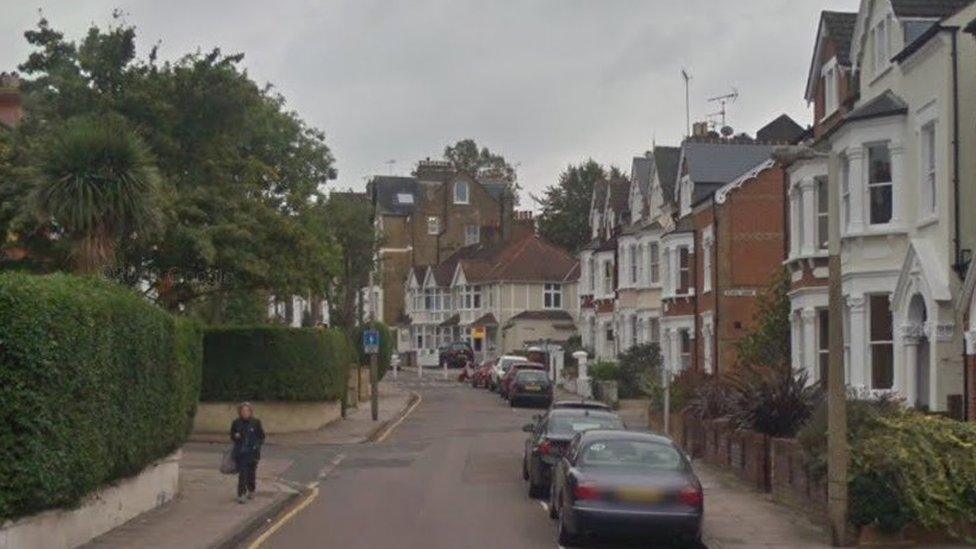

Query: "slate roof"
left=631, top=154, right=655, bottom=198
left=471, top=312, right=498, bottom=327
left=845, top=90, right=908, bottom=123
left=428, top=233, right=579, bottom=286
left=680, top=141, right=777, bottom=202
left=756, top=114, right=805, bottom=144
left=890, top=0, right=972, bottom=18
left=822, top=11, right=857, bottom=66
left=653, top=146, right=681, bottom=204
left=369, top=176, right=418, bottom=216
left=509, top=310, right=575, bottom=322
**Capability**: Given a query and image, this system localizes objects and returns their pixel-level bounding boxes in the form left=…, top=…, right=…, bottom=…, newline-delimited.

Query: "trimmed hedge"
left=349, top=321, right=394, bottom=379
left=201, top=326, right=353, bottom=402
left=0, top=273, right=202, bottom=521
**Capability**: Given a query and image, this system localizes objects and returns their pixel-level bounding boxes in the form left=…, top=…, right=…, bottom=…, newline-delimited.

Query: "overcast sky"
left=1, top=0, right=856, bottom=207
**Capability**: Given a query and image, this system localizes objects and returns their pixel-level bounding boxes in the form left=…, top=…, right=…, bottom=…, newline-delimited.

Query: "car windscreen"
left=579, top=440, right=685, bottom=471
left=516, top=370, right=548, bottom=383
left=547, top=415, right=622, bottom=436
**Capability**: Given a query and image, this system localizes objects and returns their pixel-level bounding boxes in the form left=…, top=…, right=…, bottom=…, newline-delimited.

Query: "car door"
left=552, top=434, right=581, bottom=511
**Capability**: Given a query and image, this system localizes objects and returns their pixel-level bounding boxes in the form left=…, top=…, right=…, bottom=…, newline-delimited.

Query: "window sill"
left=842, top=224, right=909, bottom=239
left=915, top=216, right=939, bottom=230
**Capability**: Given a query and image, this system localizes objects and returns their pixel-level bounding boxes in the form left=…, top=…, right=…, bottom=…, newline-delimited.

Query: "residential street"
left=256, top=373, right=833, bottom=549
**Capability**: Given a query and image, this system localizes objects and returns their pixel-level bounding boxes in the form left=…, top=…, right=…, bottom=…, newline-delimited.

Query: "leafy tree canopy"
left=3, top=14, right=340, bottom=310
left=535, top=160, right=626, bottom=253
left=442, top=138, right=516, bottom=182
left=735, top=266, right=792, bottom=370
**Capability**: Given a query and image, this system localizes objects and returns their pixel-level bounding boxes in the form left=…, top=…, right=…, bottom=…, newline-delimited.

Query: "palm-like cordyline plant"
left=34, top=114, right=160, bottom=274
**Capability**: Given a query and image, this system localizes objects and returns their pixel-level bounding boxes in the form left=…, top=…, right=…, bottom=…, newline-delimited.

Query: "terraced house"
left=788, top=0, right=976, bottom=418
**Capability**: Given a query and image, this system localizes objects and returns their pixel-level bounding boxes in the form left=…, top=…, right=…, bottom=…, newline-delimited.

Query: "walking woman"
left=230, top=402, right=265, bottom=503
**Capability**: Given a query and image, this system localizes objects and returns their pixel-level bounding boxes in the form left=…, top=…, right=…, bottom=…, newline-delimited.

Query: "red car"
left=499, top=362, right=546, bottom=400
left=471, top=359, right=496, bottom=388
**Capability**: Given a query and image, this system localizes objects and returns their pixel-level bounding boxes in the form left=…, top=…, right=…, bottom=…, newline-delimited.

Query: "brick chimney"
left=0, top=72, right=23, bottom=129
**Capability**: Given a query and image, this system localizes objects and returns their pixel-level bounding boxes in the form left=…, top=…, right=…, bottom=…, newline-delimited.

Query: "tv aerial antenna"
left=384, top=159, right=396, bottom=175
left=707, top=86, right=739, bottom=136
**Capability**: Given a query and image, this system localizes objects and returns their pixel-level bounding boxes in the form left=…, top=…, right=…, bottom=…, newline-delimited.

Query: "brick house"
left=660, top=135, right=793, bottom=375
left=366, top=160, right=515, bottom=329
left=0, top=72, right=23, bottom=130
left=402, top=232, right=578, bottom=367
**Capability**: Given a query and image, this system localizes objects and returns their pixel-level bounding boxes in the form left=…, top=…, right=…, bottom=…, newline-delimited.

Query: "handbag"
left=220, top=446, right=238, bottom=475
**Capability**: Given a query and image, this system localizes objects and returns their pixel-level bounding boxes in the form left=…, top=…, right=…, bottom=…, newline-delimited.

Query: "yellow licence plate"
left=616, top=488, right=663, bottom=503
left=524, top=384, right=541, bottom=391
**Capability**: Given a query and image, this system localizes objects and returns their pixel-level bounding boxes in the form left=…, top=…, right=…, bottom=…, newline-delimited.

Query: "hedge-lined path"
left=82, top=381, right=416, bottom=549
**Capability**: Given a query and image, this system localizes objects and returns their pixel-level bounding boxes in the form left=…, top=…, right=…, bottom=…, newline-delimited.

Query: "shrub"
left=616, top=343, right=661, bottom=398
left=0, top=273, right=202, bottom=521
left=349, top=321, right=394, bottom=378
left=201, top=326, right=352, bottom=402
left=849, top=414, right=976, bottom=538
left=688, top=373, right=733, bottom=421
left=589, top=361, right=619, bottom=382
left=645, top=367, right=709, bottom=414
left=724, top=366, right=820, bottom=437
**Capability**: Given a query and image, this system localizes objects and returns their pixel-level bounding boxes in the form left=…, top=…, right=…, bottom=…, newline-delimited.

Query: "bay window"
left=629, top=244, right=638, bottom=283
left=680, top=330, right=692, bottom=370
left=840, top=155, right=851, bottom=231
left=649, top=243, right=660, bottom=284
left=816, top=177, right=829, bottom=249
left=817, top=309, right=829, bottom=384
left=868, top=144, right=892, bottom=225
left=678, top=247, right=691, bottom=294
left=603, top=260, right=613, bottom=295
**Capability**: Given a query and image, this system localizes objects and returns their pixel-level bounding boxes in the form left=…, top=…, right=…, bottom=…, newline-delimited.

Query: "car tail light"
left=573, top=482, right=601, bottom=501
left=678, top=485, right=703, bottom=507
left=537, top=440, right=552, bottom=456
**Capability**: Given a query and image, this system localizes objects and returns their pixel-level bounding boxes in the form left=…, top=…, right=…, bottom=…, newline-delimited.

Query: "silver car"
left=490, top=355, right=525, bottom=391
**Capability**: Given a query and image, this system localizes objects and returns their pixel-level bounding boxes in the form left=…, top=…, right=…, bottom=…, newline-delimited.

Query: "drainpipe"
left=711, top=199, right=720, bottom=376
left=950, top=28, right=962, bottom=276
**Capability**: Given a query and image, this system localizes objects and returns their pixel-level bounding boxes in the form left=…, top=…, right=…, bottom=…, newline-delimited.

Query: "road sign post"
left=363, top=329, right=380, bottom=421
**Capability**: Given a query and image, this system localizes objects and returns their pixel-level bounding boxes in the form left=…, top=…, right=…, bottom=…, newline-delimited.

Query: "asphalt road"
left=260, top=375, right=696, bottom=549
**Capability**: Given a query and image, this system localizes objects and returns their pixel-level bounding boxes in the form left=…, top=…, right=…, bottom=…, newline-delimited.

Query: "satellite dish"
left=721, top=125, right=734, bottom=137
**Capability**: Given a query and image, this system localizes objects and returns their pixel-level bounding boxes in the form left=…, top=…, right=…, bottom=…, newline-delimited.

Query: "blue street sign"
left=363, top=329, right=380, bottom=354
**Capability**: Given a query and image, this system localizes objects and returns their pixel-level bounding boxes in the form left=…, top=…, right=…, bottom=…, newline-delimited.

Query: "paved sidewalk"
left=83, top=381, right=415, bottom=549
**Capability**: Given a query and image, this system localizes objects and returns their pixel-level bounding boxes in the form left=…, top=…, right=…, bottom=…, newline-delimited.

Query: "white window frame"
left=603, top=260, right=613, bottom=295
left=629, top=244, right=638, bottom=284
left=821, top=59, right=838, bottom=119
left=679, top=329, right=692, bottom=370
left=465, top=224, right=480, bottom=245
left=868, top=294, right=894, bottom=390
left=816, top=177, right=829, bottom=250
left=649, top=243, right=659, bottom=284
left=636, top=244, right=645, bottom=285
left=630, top=315, right=638, bottom=348
left=677, top=246, right=691, bottom=295
left=544, top=283, right=562, bottom=309
left=702, top=228, right=713, bottom=294
left=840, top=155, right=851, bottom=233
left=867, top=142, right=893, bottom=225
left=920, top=122, right=937, bottom=217
left=427, top=216, right=440, bottom=235
left=453, top=180, right=469, bottom=204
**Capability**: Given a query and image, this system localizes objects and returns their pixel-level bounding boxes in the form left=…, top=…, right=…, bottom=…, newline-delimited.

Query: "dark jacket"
left=230, top=418, right=265, bottom=463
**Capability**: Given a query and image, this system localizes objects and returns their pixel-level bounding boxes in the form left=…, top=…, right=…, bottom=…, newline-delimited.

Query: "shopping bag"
left=220, top=447, right=238, bottom=475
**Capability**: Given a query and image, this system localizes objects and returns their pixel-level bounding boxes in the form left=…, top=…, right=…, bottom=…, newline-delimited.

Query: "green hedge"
left=349, top=321, right=394, bottom=379
left=201, top=326, right=353, bottom=402
left=0, top=273, right=202, bottom=521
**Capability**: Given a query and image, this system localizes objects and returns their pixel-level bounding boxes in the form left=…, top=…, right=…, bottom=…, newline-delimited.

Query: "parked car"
left=509, top=369, right=553, bottom=408
left=438, top=341, right=474, bottom=368
left=522, top=409, right=624, bottom=498
left=500, top=362, right=545, bottom=400
left=489, top=355, right=526, bottom=391
left=471, top=358, right=496, bottom=388
left=550, top=399, right=612, bottom=412
left=549, top=430, right=703, bottom=547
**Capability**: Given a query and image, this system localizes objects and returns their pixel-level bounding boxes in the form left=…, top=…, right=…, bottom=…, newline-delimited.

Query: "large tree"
left=735, top=266, right=792, bottom=370
left=535, top=160, right=625, bottom=253
left=442, top=138, right=516, bottom=182
left=320, top=192, right=377, bottom=328
left=5, top=16, right=340, bottom=309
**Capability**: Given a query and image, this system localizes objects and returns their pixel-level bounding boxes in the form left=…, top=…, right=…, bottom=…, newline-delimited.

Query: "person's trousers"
left=237, top=460, right=257, bottom=496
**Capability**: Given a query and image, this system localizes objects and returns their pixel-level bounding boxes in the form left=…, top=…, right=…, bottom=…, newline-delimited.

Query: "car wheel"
left=557, top=506, right=583, bottom=547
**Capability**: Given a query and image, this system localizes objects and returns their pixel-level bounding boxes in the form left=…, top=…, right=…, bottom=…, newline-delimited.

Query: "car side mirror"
left=522, top=423, right=535, bottom=433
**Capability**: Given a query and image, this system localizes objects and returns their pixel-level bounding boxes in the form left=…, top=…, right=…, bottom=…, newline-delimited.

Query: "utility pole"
left=827, top=151, right=851, bottom=545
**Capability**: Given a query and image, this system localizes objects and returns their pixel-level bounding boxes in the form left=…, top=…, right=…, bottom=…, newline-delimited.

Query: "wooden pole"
left=827, top=151, right=851, bottom=545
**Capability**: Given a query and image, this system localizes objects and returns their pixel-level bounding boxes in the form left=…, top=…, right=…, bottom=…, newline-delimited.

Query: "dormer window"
left=453, top=180, right=469, bottom=204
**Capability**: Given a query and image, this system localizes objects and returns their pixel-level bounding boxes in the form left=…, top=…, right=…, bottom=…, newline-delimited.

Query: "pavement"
left=82, top=380, right=416, bottom=549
